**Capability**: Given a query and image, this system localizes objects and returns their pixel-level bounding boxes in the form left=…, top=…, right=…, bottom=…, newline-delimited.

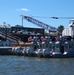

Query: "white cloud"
left=16, top=8, right=30, bottom=12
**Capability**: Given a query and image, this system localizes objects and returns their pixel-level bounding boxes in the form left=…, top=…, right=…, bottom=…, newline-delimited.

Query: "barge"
left=0, top=47, right=13, bottom=55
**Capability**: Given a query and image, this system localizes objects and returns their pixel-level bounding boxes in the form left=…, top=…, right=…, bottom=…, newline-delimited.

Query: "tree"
left=57, top=25, right=64, bottom=35
left=15, top=24, right=22, bottom=27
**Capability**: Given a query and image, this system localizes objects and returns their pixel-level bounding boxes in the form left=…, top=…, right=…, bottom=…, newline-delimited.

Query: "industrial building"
left=0, top=24, right=45, bottom=42
left=11, top=26, right=44, bottom=42
left=62, top=19, right=74, bottom=37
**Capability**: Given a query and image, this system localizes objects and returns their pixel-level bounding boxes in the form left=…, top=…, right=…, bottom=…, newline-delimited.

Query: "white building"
left=0, top=24, right=11, bottom=33
left=62, top=19, right=74, bottom=37
left=0, top=24, right=11, bottom=28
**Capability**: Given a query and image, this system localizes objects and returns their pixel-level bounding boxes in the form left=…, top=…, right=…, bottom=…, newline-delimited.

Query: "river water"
left=0, top=56, right=74, bottom=75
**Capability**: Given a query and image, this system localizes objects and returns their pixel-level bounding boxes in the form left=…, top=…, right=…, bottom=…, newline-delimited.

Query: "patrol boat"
left=12, top=35, right=74, bottom=58
left=52, top=40, right=74, bottom=58
left=23, top=39, right=74, bottom=58
left=35, top=41, right=51, bottom=58
left=23, top=42, right=35, bottom=56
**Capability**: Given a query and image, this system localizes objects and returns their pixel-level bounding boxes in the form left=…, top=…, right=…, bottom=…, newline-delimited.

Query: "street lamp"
left=3, top=22, right=7, bottom=40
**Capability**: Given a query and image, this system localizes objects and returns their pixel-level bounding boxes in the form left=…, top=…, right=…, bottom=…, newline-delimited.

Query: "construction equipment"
left=20, top=14, right=57, bottom=32
left=51, top=17, right=74, bottom=19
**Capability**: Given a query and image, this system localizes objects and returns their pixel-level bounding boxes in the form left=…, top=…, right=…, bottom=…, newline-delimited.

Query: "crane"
left=31, top=16, right=74, bottom=19
left=20, top=14, right=57, bottom=32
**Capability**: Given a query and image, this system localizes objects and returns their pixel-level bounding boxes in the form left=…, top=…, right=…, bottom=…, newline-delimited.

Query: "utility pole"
left=3, top=22, right=7, bottom=40
left=22, top=17, right=23, bottom=27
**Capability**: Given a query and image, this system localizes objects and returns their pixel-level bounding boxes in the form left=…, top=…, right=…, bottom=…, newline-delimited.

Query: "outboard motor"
left=52, top=41, right=63, bottom=58
left=25, top=42, right=34, bottom=56
left=64, top=41, right=74, bottom=57
left=34, top=42, right=41, bottom=57
left=49, top=41, right=54, bottom=52
left=64, top=41, right=69, bottom=53
left=36, top=42, right=44, bottom=57
left=37, top=42, right=50, bottom=58
left=55, top=41, right=61, bottom=53
left=42, top=42, right=51, bottom=57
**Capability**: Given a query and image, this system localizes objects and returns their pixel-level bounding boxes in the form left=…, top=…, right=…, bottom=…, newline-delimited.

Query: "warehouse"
left=62, top=19, right=74, bottom=38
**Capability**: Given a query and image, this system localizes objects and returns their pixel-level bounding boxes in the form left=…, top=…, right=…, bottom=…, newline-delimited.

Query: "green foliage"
left=15, top=24, right=22, bottom=27
left=57, top=25, right=64, bottom=35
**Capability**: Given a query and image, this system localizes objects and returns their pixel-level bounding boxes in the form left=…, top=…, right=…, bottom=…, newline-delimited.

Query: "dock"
left=0, top=47, right=13, bottom=55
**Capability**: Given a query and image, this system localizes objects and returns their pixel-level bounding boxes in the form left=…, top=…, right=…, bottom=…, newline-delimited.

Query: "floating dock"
left=0, top=47, right=13, bottom=55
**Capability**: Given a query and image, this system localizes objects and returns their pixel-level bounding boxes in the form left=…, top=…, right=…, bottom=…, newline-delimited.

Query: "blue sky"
left=0, top=0, right=74, bottom=28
